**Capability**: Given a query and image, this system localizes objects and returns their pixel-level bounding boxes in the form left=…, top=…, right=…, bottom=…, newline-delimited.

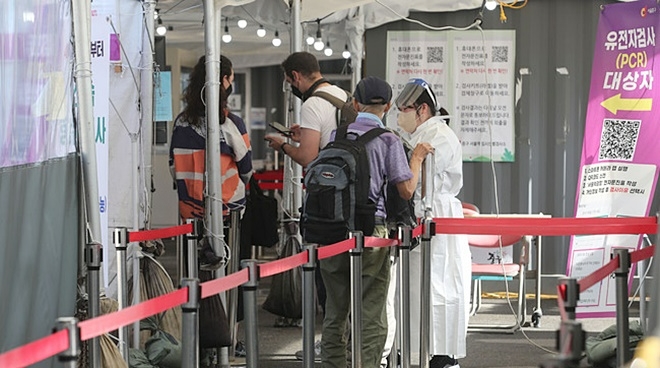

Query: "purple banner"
left=568, top=0, right=660, bottom=317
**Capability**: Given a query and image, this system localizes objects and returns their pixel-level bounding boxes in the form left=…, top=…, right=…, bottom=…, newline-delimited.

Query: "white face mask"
left=397, top=110, right=418, bottom=133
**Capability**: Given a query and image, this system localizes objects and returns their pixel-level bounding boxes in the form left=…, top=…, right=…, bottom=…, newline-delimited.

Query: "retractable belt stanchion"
left=181, top=219, right=201, bottom=367
left=85, top=241, right=102, bottom=368
left=242, top=260, right=259, bottom=367
left=613, top=248, right=632, bottom=367
left=541, top=277, right=584, bottom=368
left=227, top=209, right=241, bottom=359
left=398, top=225, right=413, bottom=368
left=302, top=244, right=318, bottom=368
left=419, top=152, right=435, bottom=368
left=350, top=231, right=364, bottom=368
left=55, top=317, right=80, bottom=368
left=112, top=227, right=130, bottom=362
left=181, top=277, right=200, bottom=368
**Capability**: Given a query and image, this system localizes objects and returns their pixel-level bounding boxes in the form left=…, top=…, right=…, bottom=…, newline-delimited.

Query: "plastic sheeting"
left=0, top=1, right=78, bottom=364
left=0, top=0, right=76, bottom=169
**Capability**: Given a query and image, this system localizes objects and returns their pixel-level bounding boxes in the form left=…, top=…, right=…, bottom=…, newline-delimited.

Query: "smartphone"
left=269, top=122, right=292, bottom=137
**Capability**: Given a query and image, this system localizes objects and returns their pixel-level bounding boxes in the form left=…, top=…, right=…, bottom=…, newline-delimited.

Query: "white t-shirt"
left=300, top=84, right=348, bottom=149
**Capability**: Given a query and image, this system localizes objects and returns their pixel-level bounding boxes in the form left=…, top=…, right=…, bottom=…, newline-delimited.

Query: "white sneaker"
left=294, top=340, right=322, bottom=362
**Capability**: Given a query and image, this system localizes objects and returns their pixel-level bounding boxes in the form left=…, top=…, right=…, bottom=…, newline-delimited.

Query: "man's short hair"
left=281, top=52, right=320, bottom=79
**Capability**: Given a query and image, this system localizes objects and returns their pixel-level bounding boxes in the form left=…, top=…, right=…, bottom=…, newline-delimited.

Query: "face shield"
left=394, top=78, right=437, bottom=111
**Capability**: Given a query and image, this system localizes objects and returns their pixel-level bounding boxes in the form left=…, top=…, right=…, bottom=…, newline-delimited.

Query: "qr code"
left=491, top=46, right=508, bottom=63
left=599, top=119, right=640, bottom=161
left=427, top=46, right=443, bottom=63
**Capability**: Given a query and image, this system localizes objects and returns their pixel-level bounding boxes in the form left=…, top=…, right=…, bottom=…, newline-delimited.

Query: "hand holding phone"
left=269, top=122, right=292, bottom=137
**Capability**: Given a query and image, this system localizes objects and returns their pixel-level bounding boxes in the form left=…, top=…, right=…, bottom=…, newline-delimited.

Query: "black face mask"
left=225, top=84, right=233, bottom=96
left=290, top=78, right=329, bottom=101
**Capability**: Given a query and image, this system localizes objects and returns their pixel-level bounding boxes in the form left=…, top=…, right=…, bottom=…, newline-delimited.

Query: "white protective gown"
left=407, top=116, right=472, bottom=358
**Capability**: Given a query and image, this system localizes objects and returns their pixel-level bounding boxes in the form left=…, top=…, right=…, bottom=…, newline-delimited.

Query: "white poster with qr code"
left=569, top=0, right=660, bottom=318
left=386, top=30, right=516, bottom=162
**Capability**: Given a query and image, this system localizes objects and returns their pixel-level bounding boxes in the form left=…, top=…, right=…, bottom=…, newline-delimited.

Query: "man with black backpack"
left=266, top=51, right=355, bottom=361
left=304, top=76, right=432, bottom=367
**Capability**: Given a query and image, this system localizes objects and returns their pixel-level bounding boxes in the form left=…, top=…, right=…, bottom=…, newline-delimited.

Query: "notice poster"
left=568, top=0, right=660, bottom=317
left=91, top=0, right=116, bottom=287
left=386, top=30, right=515, bottom=162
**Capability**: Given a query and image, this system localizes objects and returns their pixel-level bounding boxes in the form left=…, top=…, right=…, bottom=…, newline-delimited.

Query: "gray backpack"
left=301, top=124, right=387, bottom=245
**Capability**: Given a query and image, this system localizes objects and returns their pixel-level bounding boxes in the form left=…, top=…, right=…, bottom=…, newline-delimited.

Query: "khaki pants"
left=320, top=226, right=390, bottom=368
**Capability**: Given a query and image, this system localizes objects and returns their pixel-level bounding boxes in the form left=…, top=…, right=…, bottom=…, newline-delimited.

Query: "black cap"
left=354, top=76, right=392, bottom=105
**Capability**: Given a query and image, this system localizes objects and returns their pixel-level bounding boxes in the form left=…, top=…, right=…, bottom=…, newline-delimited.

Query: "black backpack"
left=385, top=133, right=418, bottom=230
left=301, top=125, right=387, bottom=245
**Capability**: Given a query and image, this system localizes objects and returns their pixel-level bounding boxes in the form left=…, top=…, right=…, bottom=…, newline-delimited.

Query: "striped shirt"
left=169, top=112, right=252, bottom=219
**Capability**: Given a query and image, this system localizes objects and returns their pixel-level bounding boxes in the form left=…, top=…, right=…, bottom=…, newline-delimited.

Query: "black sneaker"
left=198, top=238, right=223, bottom=271
left=430, top=355, right=459, bottom=368
left=235, top=340, right=246, bottom=357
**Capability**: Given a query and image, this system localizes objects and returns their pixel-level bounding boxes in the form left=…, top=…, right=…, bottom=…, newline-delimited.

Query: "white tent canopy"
left=160, top=0, right=485, bottom=68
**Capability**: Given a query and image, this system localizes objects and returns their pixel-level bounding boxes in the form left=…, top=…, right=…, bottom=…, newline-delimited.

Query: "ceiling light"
left=237, top=19, right=247, bottom=29
left=306, top=35, right=315, bottom=46
left=222, top=24, right=232, bottom=43
left=156, top=18, right=167, bottom=36
left=313, top=19, right=324, bottom=51
left=272, top=30, right=282, bottom=47
left=324, top=41, right=332, bottom=57
left=257, top=25, right=266, bottom=38
left=485, top=0, right=498, bottom=11
left=342, top=44, right=350, bottom=59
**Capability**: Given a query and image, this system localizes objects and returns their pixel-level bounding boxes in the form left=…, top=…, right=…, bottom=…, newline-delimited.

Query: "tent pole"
left=71, top=0, right=102, bottom=366
left=141, top=0, right=155, bottom=230
left=202, top=0, right=225, bottom=261
left=285, top=0, right=303, bottom=220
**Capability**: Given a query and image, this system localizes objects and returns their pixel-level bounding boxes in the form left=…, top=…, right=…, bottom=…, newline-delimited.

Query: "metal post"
left=420, top=153, right=435, bottom=213
left=419, top=218, right=434, bottom=368
left=55, top=317, right=80, bottom=368
left=85, top=242, right=102, bottom=368
left=302, top=244, right=317, bottom=368
left=532, top=235, right=543, bottom=327
left=639, top=234, right=652, bottom=332
left=390, top=256, right=399, bottom=368
left=349, top=231, right=364, bottom=368
left=242, top=260, right=259, bottom=367
left=289, top=0, right=303, bottom=217
left=227, top=209, right=241, bottom=358
left=181, top=278, right=200, bottom=368
left=201, top=0, right=225, bottom=261
left=112, top=228, right=130, bottom=361
left=398, top=226, right=412, bottom=368
left=185, top=219, right=201, bottom=279
left=614, top=248, right=632, bottom=366
left=419, top=152, right=434, bottom=368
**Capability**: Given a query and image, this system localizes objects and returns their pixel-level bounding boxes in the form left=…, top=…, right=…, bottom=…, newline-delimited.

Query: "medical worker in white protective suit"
left=394, top=78, right=471, bottom=368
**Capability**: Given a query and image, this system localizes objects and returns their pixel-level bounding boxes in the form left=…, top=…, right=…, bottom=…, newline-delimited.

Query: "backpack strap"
left=312, top=90, right=353, bottom=126
left=312, top=90, right=351, bottom=110
left=357, top=127, right=388, bottom=144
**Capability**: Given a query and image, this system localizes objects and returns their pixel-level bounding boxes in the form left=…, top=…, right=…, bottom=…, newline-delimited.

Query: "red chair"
left=461, top=202, right=529, bottom=333
left=468, top=233, right=529, bottom=333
